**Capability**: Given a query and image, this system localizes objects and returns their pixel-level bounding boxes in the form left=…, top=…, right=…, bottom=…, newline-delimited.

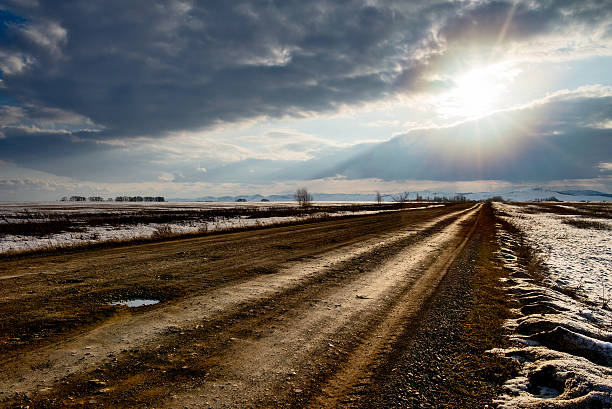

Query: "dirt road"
left=0, top=203, right=513, bottom=408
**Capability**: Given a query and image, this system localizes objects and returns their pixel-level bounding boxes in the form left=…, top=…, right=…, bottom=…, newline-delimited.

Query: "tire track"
left=165, top=205, right=481, bottom=408
left=309, top=205, right=482, bottom=409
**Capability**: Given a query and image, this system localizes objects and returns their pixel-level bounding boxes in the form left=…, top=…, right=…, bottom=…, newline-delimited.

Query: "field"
left=0, top=201, right=440, bottom=254
left=0, top=202, right=610, bottom=408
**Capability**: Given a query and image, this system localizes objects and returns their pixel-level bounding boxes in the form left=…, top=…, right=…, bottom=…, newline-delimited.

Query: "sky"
left=0, top=0, right=611, bottom=201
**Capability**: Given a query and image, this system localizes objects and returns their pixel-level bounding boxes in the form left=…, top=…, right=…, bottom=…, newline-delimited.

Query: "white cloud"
left=362, top=119, right=402, bottom=128
left=0, top=50, right=35, bottom=75
left=155, top=127, right=346, bottom=163
left=157, top=172, right=175, bottom=182
left=0, top=104, right=101, bottom=135
left=19, top=21, right=67, bottom=57
left=1, top=159, right=610, bottom=202
left=599, top=162, right=612, bottom=172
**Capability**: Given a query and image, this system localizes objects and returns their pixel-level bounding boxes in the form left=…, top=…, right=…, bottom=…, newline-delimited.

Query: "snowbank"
left=492, top=203, right=612, bottom=408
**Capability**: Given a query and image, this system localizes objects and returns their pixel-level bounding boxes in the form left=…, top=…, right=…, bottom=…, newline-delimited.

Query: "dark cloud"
left=1, top=0, right=608, bottom=142
left=0, top=1, right=436, bottom=138
left=0, top=130, right=120, bottom=177
left=440, top=0, right=612, bottom=46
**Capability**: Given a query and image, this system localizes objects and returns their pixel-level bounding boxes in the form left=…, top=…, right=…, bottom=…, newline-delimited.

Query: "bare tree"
left=294, top=187, right=313, bottom=207
left=391, top=191, right=410, bottom=203
left=375, top=191, right=382, bottom=204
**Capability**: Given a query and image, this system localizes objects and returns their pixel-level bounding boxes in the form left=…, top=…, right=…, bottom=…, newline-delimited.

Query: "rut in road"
left=165, top=205, right=481, bottom=408
left=0, top=205, right=476, bottom=400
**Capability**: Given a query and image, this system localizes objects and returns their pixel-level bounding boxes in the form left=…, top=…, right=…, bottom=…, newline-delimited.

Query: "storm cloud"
left=1, top=1, right=433, bottom=138
left=1, top=0, right=611, bottom=140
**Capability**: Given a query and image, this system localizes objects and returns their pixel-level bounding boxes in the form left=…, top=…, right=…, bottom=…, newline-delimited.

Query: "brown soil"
left=0, top=202, right=515, bottom=408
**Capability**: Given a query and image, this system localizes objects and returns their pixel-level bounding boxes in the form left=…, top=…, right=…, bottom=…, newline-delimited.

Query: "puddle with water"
left=109, top=299, right=160, bottom=307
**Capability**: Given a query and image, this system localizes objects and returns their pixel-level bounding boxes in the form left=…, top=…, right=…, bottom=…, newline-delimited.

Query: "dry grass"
left=562, top=218, right=611, bottom=230
left=515, top=240, right=549, bottom=284
left=151, top=225, right=173, bottom=239
left=0, top=202, right=428, bottom=237
left=495, top=210, right=549, bottom=284
left=516, top=203, right=612, bottom=219
left=0, top=206, right=421, bottom=260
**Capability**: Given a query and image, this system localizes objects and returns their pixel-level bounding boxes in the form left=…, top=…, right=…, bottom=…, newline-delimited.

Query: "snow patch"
left=492, top=203, right=612, bottom=408
left=0, top=203, right=444, bottom=254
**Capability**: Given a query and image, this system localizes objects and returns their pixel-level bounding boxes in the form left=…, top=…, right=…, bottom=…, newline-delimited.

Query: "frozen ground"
left=0, top=202, right=442, bottom=253
left=0, top=201, right=365, bottom=213
left=493, top=202, right=612, bottom=408
left=500, top=203, right=611, bottom=308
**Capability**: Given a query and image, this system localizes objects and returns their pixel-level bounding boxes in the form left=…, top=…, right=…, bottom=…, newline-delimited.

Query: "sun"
left=452, top=69, right=500, bottom=117
left=436, top=63, right=518, bottom=119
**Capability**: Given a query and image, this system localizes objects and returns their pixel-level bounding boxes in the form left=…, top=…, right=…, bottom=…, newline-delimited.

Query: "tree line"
left=294, top=188, right=468, bottom=207
left=376, top=191, right=467, bottom=203
left=60, top=196, right=165, bottom=202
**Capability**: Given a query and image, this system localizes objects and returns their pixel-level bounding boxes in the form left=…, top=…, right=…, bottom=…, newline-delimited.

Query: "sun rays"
left=434, top=63, right=521, bottom=119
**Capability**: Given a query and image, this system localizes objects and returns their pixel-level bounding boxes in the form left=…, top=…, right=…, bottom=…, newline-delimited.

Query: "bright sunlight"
left=436, top=63, right=520, bottom=118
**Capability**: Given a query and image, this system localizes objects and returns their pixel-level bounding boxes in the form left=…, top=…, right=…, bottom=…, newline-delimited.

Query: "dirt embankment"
left=0, top=203, right=516, bottom=408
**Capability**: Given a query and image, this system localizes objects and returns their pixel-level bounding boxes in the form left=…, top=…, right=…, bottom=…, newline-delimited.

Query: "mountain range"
left=170, top=187, right=611, bottom=203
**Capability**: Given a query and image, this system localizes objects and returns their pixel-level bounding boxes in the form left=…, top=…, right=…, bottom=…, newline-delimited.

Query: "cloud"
left=3, top=85, right=610, bottom=189
left=0, top=1, right=427, bottom=138
left=18, top=20, right=67, bottom=56
left=157, top=172, right=175, bottom=182
left=0, top=50, right=34, bottom=75
left=438, top=0, right=612, bottom=54
left=1, top=0, right=609, bottom=143
left=3, top=171, right=608, bottom=202
left=0, top=103, right=100, bottom=134
left=0, top=1, right=611, bottom=201
left=310, top=87, right=612, bottom=183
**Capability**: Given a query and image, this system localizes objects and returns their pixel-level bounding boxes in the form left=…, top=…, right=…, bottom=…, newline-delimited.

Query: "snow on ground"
left=493, top=202, right=612, bottom=408
left=0, top=203, right=443, bottom=253
left=465, top=187, right=612, bottom=202
left=0, top=201, right=351, bottom=213
left=498, top=203, right=611, bottom=308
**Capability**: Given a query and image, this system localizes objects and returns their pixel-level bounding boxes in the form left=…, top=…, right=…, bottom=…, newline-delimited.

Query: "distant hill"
left=170, top=193, right=380, bottom=202
left=553, top=190, right=612, bottom=199
left=169, top=186, right=611, bottom=203
left=463, top=187, right=611, bottom=202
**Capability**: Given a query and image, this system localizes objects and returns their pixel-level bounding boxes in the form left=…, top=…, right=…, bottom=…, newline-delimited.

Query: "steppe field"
left=0, top=201, right=610, bottom=408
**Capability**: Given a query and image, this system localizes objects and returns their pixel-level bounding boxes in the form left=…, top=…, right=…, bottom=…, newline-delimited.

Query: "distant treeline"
left=380, top=191, right=468, bottom=203
left=60, top=196, right=165, bottom=202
